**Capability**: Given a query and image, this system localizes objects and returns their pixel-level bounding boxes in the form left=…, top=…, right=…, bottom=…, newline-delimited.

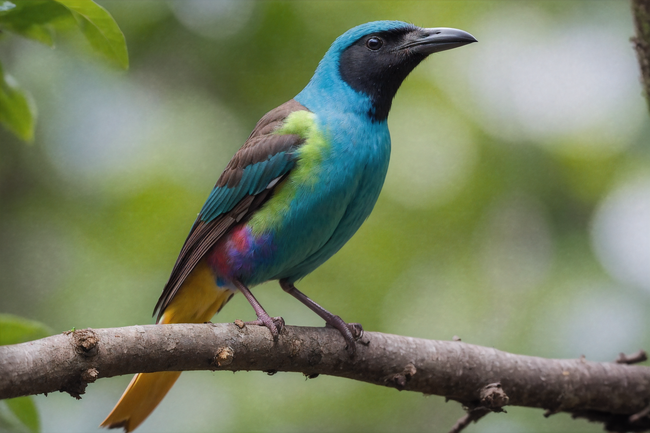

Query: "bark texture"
left=633, top=0, right=650, bottom=109
left=1, top=323, right=649, bottom=431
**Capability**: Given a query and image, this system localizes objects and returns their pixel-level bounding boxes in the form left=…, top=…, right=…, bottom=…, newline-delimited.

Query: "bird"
left=101, top=20, right=476, bottom=432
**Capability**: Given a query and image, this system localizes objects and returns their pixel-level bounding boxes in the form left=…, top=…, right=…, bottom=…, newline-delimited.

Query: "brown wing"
left=153, top=99, right=309, bottom=320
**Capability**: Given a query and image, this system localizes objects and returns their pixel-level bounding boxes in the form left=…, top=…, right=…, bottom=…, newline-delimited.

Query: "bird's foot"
left=279, top=279, right=362, bottom=356
left=325, top=322, right=363, bottom=339
left=348, top=322, right=364, bottom=340
left=233, top=278, right=283, bottom=340
left=324, top=317, right=363, bottom=356
left=245, top=315, right=285, bottom=340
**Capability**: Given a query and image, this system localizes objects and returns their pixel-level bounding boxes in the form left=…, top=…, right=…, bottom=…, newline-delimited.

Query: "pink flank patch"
left=207, top=224, right=250, bottom=278
left=230, top=225, right=250, bottom=253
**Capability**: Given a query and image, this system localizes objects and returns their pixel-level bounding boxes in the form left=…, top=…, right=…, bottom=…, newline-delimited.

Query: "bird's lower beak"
left=400, top=27, right=477, bottom=55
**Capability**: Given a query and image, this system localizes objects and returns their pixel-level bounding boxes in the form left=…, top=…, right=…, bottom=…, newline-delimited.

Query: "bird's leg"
left=232, top=278, right=284, bottom=339
left=279, top=279, right=362, bottom=355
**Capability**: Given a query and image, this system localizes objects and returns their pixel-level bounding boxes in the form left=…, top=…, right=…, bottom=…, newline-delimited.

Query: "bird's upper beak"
left=399, top=27, right=477, bottom=55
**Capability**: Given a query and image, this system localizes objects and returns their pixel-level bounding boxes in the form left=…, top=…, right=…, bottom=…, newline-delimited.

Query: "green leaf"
left=0, top=1, right=71, bottom=46
left=0, top=1, right=16, bottom=15
left=0, top=1, right=128, bottom=61
left=4, top=397, right=40, bottom=433
left=0, top=62, right=37, bottom=142
left=55, top=0, right=128, bottom=69
left=0, top=313, right=52, bottom=346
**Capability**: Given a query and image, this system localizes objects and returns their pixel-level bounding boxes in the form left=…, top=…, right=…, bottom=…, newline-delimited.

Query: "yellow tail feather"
left=101, top=260, right=233, bottom=432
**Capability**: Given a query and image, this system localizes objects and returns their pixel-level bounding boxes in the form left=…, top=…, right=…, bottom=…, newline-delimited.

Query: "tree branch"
left=632, top=0, right=650, bottom=110
left=1, top=323, right=649, bottom=431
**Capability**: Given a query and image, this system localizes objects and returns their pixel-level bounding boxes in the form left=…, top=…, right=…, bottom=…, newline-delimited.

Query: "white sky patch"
left=32, top=59, right=245, bottom=197
left=386, top=103, right=478, bottom=209
left=168, top=0, right=254, bottom=40
left=591, top=174, right=650, bottom=293
left=434, top=4, right=646, bottom=157
left=476, top=193, right=554, bottom=292
left=556, top=285, right=646, bottom=361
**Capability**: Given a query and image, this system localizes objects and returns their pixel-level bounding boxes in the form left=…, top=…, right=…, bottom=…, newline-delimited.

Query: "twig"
left=448, top=383, right=509, bottom=433
left=630, top=404, right=650, bottom=424
left=616, top=349, right=648, bottom=365
left=448, top=408, right=490, bottom=433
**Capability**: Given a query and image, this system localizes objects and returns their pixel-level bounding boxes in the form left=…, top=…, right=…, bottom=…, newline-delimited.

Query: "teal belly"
left=239, top=117, right=391, bottom=286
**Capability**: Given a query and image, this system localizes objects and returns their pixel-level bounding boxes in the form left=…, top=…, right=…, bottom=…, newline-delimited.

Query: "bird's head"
left=297, top=21, right=477, bottom=122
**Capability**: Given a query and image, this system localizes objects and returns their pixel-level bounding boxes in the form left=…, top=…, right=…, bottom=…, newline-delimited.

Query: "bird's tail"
left=100, top=260, right=233, bottom=432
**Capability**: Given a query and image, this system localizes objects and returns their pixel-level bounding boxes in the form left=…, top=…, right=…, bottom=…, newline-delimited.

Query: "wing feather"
left=153, top=100, right=309, bottom=320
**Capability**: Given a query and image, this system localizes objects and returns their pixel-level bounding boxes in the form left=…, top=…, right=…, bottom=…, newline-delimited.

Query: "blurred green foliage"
left=0, top=60, right=34, bottom=142
left=1, top=396, right=40, bottom=433
left=0, top=2, right=125, bottom=430
left=0, top=313, right=52, bottom=345
left=0, top=0, right=127, bottom=141
left=0, top=1, right=649, bottom=432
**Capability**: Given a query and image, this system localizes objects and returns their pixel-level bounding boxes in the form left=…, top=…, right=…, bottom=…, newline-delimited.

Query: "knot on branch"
left=385, top=363, right=417, bottom=390
left=213, top=347, right=234, bottom=367
left=479, top=382, right=509, bottom=412
left=81, top=368, right=99, bottom=383
left=62, top=368, right=99, bottom=400
left=70, top=329, right=98, bottom=358
left=450, top=383, right=509, bottom=433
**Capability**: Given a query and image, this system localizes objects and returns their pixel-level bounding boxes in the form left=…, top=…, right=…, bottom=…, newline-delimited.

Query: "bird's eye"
left=366, top=37, right=383, bottom=51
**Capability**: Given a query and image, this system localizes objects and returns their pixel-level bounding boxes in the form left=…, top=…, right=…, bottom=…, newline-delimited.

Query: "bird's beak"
left=399, top=27, right=477, bottom=55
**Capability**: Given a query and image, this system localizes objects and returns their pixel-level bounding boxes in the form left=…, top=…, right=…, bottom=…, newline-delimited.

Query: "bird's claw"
left=244, top=315, right=285, bottom=340
left=347, top=323, right=364, bottom=340
left=271, top=316, right=285, bottom=333
left=325, top=322, right=363, bottom=339
left=324, top=318, right=363, bottom=356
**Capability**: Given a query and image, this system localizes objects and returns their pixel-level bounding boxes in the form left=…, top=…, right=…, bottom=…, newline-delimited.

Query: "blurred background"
left=1, top=1, right=649, bottom=432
